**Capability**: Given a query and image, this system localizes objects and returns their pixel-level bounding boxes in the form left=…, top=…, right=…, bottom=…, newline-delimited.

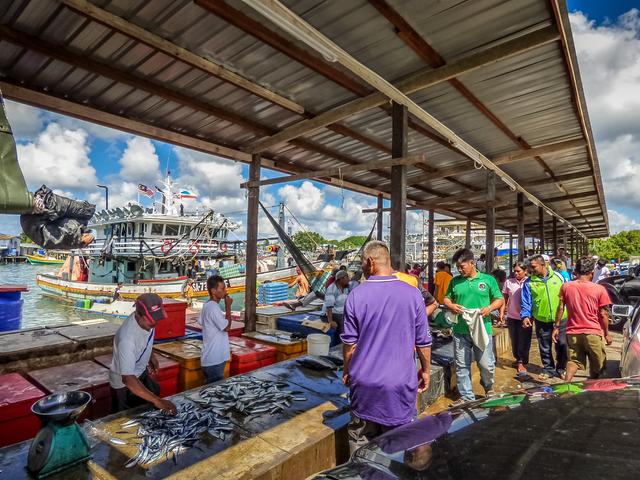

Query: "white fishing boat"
left=36, top=174, right=326, bottom=302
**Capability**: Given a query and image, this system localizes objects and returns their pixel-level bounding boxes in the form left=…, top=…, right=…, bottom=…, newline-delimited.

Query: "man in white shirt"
left=323, top=269, right=351, bottom=334
left=593, top=259, right=610, bottom=283
left=109, top=293, right=177, bottom=414
left=199, top=275, right=233, bottom=383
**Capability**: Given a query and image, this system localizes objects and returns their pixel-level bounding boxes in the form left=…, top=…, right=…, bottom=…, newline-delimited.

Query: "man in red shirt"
left=553, top=257, right=612, bottom=382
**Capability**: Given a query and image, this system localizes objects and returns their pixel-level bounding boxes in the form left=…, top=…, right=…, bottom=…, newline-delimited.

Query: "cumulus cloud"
left=118, top=137, right=161, bottom=185
left=16, top=123, right=97, bottom=191
left=570, top=9, right=640, bottom=235
left=4, top=100, right=43, bottom=141
left=608, top=209, right=640, bottom=233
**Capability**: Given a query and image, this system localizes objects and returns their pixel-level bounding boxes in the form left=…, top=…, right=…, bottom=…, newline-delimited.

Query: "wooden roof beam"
left=241, top=153, right=428, bottom=188
left=407, top=138, right=587, bottom=186
left=243, top=25, right=560, bottom=153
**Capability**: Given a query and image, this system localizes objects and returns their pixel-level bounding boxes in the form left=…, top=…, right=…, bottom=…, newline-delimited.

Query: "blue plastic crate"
left=276, top=313, right=339, bottom=346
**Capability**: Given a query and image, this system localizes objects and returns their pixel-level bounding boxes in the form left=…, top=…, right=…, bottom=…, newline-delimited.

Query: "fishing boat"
left=26, top=254, right=65, bottom=265
left=36, top=174, right=326, bottom=302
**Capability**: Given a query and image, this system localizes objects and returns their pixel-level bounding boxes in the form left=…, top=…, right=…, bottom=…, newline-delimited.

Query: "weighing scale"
left=27, top=391, right=93, bottom=478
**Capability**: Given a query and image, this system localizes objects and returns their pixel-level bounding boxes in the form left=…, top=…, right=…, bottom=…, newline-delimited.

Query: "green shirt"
left=444, top=272, right=502, bottom=334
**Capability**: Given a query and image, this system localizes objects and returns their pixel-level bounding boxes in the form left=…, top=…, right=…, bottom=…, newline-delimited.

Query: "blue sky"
left=1, top=1, right=639, bottom=238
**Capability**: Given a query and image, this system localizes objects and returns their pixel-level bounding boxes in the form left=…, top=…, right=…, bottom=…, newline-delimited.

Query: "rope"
left=284, top=204, right=320, bottom=249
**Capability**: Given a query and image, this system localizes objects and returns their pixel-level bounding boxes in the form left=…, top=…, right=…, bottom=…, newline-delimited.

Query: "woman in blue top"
left=552, top=259, right=572, bottom=282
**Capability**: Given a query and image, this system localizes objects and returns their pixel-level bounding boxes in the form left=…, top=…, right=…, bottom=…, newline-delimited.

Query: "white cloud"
left=16, top=123, right=97, bottom=191
left=118, top=137, right=161, bottom=186
left=4, top=100, right=43, bottom=141
left=570, top=9, right=640, bottom=233
left=608, top=209, right=640, bottom=234
left=278, top=181, right=325, bottom=217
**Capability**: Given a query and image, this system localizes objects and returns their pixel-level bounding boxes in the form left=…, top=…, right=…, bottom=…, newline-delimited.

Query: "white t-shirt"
left=109, top=313, right=155, bottom=389
left=593, top=266, right=610, bottom=282
left=322, top=282, right=350, bottom=315
left=198, top=299, right=230, bottom=367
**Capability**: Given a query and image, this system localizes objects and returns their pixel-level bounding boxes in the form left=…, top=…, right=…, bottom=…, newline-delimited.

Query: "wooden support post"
left=552, top=216, right=558, bottom=256
left=509, top=233, right=513, bottom=274
left=517, top=192, right=525, bottom=262
left=570, top=229, right=575, bottom=265
left=562, top=225, right=567, bottom=252
left=376, top=193, right=384, bottom=241
left=538, top=207, right=545, bottom=254
left=244, top=154, right=260, bottom=332
left=485, top=172, right=496, bottom=272
left=465, top=218, right=472, bottom=249
left=428, top=209, right=435, bottom=292
left=390, top=102, right=407, bottom=271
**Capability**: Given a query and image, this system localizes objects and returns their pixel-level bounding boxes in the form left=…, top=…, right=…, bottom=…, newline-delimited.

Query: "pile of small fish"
left=117, top=379, right=307, bottom=468
left=190, top=377, right=307, bottom=416
left=118, top=401, right=233, bottom=468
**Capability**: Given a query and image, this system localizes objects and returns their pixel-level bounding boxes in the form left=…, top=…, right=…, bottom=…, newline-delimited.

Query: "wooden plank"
left=390, top=102, right=407, bottom=270
left=241, top=153, right=426, bottom=188
left=376, top=193, right=384, bottom=241
left=59, top=0, right=304, bottom=114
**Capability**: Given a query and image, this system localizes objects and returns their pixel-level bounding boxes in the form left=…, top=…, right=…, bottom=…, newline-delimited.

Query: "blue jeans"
left=202, top=362, right=226, bottom=384
left=453, top=333, right=495, bottom=401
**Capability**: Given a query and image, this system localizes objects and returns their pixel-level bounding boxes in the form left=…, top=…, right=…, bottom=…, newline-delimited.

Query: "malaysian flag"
left=137, top=184, right=155, bottom=198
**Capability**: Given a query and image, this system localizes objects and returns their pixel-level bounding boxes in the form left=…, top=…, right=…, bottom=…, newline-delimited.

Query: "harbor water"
left=0, top=263, right=255, bottom=330
left=0, top=263, right=86, bottom=329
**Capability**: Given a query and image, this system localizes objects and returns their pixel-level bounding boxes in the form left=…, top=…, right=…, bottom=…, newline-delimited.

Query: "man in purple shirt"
left=342, top=240, right=432, bottom=454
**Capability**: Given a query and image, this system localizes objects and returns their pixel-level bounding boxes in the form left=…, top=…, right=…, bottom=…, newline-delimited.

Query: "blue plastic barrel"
left=0, top=290, right=23, bottom=332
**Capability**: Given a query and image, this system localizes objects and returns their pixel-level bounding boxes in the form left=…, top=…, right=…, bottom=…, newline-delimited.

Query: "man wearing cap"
left=109, top=293, right=177, bottom=414
left=324, top=269, right=351, bottom=334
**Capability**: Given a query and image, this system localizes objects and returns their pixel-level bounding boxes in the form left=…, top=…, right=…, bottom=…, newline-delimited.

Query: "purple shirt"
left=502, top=276, right=526, bottom=320
left=342, top=276, right=432, bottom=426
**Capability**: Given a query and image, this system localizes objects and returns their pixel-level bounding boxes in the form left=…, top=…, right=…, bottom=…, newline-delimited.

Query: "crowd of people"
left=105, top=239, right=615, bottom=454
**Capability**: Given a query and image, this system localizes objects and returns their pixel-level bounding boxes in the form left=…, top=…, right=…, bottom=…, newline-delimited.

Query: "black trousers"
left=507, top=317, right=533, bottom=365
left=112, top=370, right=160, bottom=413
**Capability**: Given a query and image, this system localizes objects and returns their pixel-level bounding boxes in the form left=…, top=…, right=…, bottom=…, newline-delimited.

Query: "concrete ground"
left=425, top=327, right=624, bottom=415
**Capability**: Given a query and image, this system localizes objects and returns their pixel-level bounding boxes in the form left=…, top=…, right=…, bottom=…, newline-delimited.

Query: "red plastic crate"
left=230, top=360, right=262, bottom=375
left=27, top=361, right=111, bottom=421
left=155, top=299, right=187, bottom=340
left=229, top=337, right=276, bottom=362
left=228, top=321, right=245, bottom=337
left=93, top=353, right=179, bottom=398
left=0, top=373, right=46, bottom=447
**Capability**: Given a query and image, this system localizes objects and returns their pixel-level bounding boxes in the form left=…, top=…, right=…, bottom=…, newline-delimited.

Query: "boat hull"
left=26, top=255, right=65, bottom=265
left=36, top=263, right=326, bottom=301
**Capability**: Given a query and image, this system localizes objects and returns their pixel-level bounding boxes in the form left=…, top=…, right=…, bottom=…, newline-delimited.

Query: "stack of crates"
left=228, top=337, right=277, bottom=376
left=0, top=373, right=45, bottom=447
left=242, top=331, right=307, bottom=362
left=218, top=263, right=242, bottom=279
left=258, top=281, right=289, bottom=304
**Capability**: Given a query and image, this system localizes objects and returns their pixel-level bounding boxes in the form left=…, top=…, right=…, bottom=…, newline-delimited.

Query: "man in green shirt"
left=444, top=248, right=504, bottom=404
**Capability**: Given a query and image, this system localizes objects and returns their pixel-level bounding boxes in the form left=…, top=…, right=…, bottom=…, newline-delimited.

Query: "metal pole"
left=517, top=192, right=525, bottom=261
left=428, top=209, right=434, bottom=292
left=485, top=172, right=496, bottom=272
left=376, top=193, right=384, bottom=241
left=276, top=203, right=285, bottom=269
left=390, top=102, right=407, bottom=271
left=244, top=154, right=260, bottom=332
left=97, top=184, right=109, bottom=210
left=465, top=218, right=471, bottom=249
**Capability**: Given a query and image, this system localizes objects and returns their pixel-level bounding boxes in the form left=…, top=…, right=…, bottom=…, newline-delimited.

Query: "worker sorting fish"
left=115, top=377, right=308, bottom=468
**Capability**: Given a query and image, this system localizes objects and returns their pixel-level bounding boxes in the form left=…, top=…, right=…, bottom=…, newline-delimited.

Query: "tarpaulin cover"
left=0, top=94, right=32, bottom=214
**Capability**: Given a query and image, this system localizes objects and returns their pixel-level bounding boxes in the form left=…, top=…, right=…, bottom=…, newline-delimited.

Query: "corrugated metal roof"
left=0, top=0, right=607, bottom=237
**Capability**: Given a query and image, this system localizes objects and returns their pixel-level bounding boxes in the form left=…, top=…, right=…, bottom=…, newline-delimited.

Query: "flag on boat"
left=137, top=184, right=155, bottom=198
left=179, top=190, right=197, bottom=199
